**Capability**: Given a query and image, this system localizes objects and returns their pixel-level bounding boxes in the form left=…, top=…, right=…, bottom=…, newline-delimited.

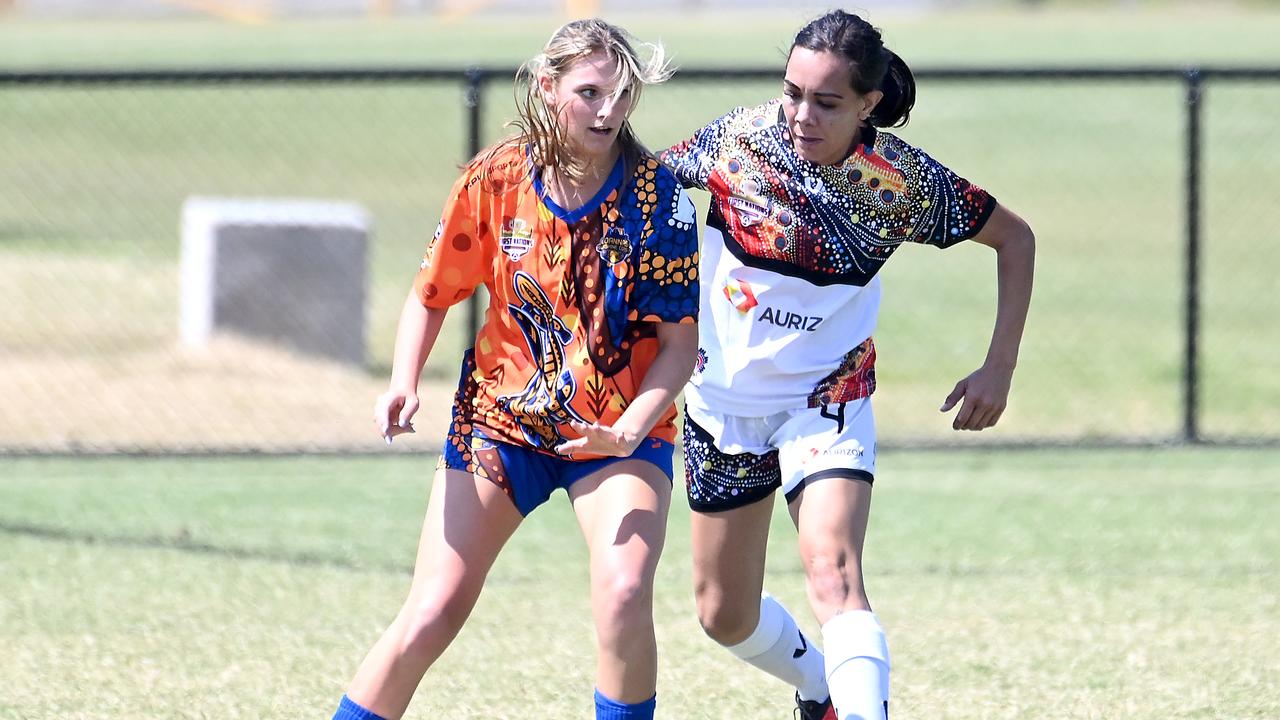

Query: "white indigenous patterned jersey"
left=660, top=99, right=996, bottom=416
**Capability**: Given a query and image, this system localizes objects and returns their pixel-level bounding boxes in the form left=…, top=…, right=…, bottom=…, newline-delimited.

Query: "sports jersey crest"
left=727, top=175, right=772, bottom=227
left=500, top=217, right=534, bottom=261
left=596, top=225, right=632, bottom=265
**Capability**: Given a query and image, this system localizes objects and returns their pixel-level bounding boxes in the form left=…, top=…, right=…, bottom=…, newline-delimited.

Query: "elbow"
left=986, top=214, right=1035, bottom=283
left=1014, top=215, right=1035, bottom=250
left=1005, top=216, right=1035, bottom=263
left=1008, top=220, right=1036, bottom=288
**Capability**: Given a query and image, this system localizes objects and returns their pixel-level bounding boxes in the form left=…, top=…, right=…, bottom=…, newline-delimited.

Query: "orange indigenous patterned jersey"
left=414, top=143, right=700, bottom=455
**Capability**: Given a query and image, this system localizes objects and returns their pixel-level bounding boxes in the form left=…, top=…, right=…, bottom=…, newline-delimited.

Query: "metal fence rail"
left=2, top=65, right=1277, bottom=453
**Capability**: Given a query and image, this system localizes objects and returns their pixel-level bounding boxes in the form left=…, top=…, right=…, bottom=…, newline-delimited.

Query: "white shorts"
left=682, top=395, right=877, bottom=512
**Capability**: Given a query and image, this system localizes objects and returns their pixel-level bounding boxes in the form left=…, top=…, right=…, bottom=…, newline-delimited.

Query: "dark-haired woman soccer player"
left=660, top=10, right=1034, bottom=720
left=331, top=18, right=699, bottom=720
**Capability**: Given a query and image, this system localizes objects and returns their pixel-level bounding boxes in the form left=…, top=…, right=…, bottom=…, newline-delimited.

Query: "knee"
left=396, top=590, right=474, bottom=658
left=594, top=568, right=654, bottom=633
left=693, top=584, right=755, bottom=645
left=804, top=549, right=868, bottom=609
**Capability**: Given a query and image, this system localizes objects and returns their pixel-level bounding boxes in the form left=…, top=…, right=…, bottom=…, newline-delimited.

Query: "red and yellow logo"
left=723, top=277, right=758, bottom=313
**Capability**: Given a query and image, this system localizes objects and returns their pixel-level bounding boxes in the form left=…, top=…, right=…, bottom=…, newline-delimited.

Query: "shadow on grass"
left=6, top=517, right=1272, bottom=581
left=0, top=518, right=411, bottom=575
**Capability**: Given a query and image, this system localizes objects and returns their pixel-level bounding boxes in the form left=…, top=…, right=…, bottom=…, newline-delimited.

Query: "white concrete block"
left=181, top=197, right=369, bottom=364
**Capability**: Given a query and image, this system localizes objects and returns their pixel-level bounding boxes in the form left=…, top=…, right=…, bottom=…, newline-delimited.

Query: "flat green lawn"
left=1, top=448, right=1277, bottom=719
left=5, top=9, right=1280, bottom=68
left=1, top=8, right=1278, bottom=451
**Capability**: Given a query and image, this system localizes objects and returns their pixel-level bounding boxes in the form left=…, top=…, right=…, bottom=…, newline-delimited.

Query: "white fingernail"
left=385, top=436, right=393, bottom=445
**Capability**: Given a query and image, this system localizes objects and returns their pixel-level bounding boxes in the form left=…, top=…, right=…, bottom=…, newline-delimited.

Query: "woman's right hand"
left=374, top=388, right=418, bottom=444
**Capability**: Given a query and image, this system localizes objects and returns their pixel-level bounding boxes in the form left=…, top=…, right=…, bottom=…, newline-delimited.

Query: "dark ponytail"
left=791, top=10, right=917, bottom=128
left=869, top=51, right=914, bottom=127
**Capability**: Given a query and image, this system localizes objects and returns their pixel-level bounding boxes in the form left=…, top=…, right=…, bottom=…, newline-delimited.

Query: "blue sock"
left=333, top=694, right=388, bottom=720
left=594, top=689, right=656, bottom=720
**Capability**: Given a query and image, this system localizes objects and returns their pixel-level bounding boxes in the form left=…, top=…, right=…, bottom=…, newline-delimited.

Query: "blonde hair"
left=482, top=19, right=673, bottom=185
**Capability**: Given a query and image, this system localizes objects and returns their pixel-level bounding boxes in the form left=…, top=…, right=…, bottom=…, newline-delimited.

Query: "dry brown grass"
left=0, top=334, right=454, bottom=453
left=0, top=252, right=459, bottom=452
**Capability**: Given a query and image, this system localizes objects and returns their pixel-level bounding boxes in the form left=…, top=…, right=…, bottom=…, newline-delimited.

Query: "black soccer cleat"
left=794, top=692, right=836, bottom=720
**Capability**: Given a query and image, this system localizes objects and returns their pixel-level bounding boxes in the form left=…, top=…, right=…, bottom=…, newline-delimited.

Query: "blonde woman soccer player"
left=659, top=10, right=1034, bottom=720
left=331, top=19, right=699, bottom=720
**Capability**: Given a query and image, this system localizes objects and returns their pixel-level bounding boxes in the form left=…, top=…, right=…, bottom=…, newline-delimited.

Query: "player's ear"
left=859, top=89, right=884, bottom=123
left=538, top=73, right=557, bottom=106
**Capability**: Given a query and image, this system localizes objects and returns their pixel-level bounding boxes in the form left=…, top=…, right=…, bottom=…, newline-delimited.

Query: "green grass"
left=1, top=8, right=1279, bottom=450
left=2, top=448, right=1277, bottom=718
left=5, top=9, right=1280, bottom=68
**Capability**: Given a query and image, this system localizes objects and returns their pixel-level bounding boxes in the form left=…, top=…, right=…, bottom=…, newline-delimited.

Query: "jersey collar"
left=532, top=153, right=626, bottom=225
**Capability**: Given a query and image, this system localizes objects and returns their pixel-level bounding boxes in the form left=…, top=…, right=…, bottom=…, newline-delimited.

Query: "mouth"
left=793, top=131, right=822, bottom=147
left=588, top=126, right=614, bottom=137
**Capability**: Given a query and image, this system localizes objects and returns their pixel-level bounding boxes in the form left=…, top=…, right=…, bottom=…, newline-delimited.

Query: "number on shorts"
left=820, top=402, right=846, bottom=433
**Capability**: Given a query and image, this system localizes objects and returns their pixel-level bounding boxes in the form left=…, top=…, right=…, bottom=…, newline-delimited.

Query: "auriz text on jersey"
left=759, top=305, right=822, bottom=332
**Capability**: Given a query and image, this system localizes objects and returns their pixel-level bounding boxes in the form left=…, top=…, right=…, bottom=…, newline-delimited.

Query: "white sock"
left=725, top=594, right=829, bottom=702
left=822, top=610, right=890, bottom=720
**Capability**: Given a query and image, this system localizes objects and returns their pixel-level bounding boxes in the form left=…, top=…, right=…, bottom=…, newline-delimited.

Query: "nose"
left=794, top=100, right=814, bottom=126
left=598, top=93, right=625, bottom=122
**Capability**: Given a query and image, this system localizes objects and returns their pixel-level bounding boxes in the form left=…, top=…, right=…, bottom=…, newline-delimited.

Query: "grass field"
left=1, top=9, right=1277, bottom=719
left=2, top=447, right=1277, bottom=718
left=2, top=7, right=1279, bottom=451
left=6, top=9, right=1280, bottom=68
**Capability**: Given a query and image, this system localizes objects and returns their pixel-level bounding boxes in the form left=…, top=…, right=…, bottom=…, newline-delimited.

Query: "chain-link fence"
left=2, top=66, right=1277, bottom=453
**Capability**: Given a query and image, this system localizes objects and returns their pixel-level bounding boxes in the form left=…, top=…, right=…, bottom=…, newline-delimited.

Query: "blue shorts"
left=439, top=422, right=675, bottom=517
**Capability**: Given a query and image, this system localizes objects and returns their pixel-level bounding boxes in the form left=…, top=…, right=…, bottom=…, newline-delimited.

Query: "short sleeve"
left=658, top=106, right=746, bottom=191
left=630, top=171, right=700, bottom=325
left=413, top=169, right=490, bottom=308
left=908, top=146, right=997, bottom=249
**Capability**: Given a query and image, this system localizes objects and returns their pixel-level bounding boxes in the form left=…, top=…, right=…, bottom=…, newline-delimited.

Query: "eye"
left=580, top=87, right=599, bottom=99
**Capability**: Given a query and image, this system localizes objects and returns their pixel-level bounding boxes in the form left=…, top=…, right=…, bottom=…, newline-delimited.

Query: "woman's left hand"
left=554, top=420, right=640, bottom=457
left=940, top=363, right=1014, bottom=431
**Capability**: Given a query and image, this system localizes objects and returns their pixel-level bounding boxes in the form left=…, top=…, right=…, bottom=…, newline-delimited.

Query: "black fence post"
left=464, top=66, right=485, bottom=341
left=1184, top=68, right=1203, bottom=444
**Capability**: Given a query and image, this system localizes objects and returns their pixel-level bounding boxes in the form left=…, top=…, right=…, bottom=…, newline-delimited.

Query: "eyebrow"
left=783, top=78, right=845, bottom=101
left=573, top=81, right=628, bottom=93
